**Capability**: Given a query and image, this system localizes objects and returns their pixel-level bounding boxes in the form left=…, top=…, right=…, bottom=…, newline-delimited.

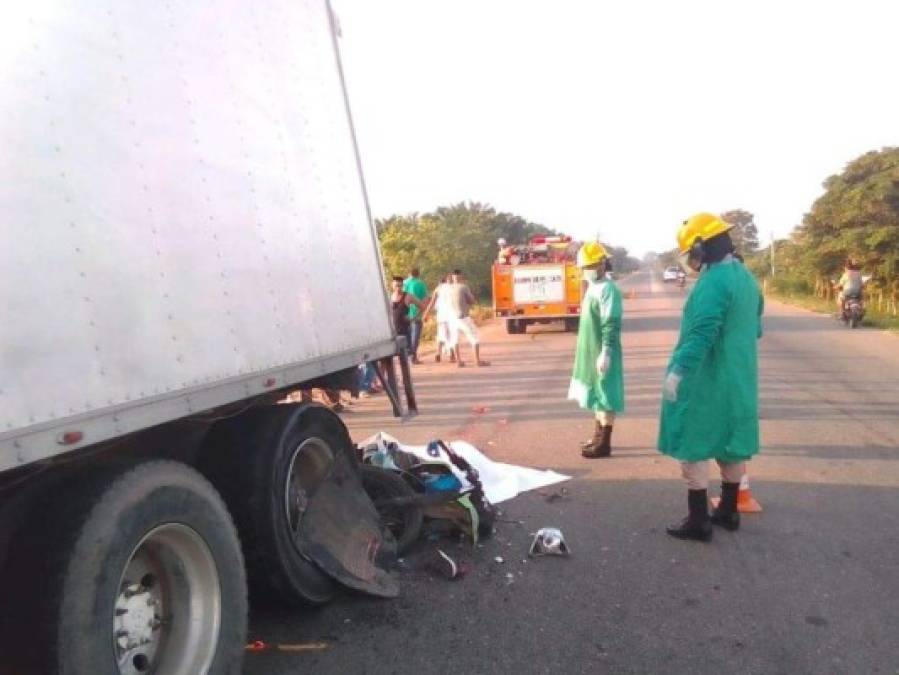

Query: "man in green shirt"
left=403, top=267, right=428, bottom=364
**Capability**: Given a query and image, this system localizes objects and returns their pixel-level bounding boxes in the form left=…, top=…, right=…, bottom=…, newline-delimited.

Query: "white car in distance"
left=662, top=266, right=681, bottom=282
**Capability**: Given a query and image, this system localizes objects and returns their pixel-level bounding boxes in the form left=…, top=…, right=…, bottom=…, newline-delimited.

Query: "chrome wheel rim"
left=284, top=437, right=334, bottom=537
left=114, top=524, right=221, bottom=675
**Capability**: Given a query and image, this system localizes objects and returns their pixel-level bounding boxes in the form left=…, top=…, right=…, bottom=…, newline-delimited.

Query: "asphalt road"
left=247, top=270, right=899, bottom=675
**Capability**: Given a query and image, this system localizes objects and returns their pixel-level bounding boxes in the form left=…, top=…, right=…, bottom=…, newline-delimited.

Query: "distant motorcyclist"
left=836, top=259, right=864, bottom=313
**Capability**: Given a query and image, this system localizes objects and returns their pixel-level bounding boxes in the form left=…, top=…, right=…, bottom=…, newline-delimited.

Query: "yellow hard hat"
left=576, top=241, right=608, bottom=268
left=676, top=212, right=733, bottom=253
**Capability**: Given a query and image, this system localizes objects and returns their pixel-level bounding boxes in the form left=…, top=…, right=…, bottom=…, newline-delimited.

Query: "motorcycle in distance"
left=832, top=275, right=871, bottom=329
left=842, top=293, right=865, bottom=328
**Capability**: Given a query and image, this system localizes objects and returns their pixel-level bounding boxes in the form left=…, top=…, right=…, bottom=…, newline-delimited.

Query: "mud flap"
left=296, top=451, right=399, bottom=598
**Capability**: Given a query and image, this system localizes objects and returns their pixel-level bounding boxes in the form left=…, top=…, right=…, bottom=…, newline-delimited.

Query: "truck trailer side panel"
left=0, top=2, right=392, bottom=470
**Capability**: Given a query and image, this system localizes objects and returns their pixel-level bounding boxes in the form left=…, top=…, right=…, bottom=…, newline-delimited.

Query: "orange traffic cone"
left=710, top=473, right=762, bottom=513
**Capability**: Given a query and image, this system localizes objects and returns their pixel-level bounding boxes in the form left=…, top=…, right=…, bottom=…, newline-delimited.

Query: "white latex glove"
left=663, top=372, right=682, bottom=402
left=596, top=349, right=611, bottom=376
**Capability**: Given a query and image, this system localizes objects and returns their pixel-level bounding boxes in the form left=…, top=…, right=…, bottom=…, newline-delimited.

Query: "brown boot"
left=582, top=424, right=611, bottom=458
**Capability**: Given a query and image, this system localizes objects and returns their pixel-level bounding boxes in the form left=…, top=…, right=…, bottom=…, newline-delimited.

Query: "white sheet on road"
left=359, top=432, right=570, bottom=504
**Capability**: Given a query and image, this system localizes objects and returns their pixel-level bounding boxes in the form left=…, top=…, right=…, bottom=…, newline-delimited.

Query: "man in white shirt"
left=446, top=270, right=487, bottom=367
left=423, top=274, right=456, bottom=362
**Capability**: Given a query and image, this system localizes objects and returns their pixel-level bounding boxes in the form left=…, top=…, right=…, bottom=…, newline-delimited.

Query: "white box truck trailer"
left=0, top=2, right=410, bottom=672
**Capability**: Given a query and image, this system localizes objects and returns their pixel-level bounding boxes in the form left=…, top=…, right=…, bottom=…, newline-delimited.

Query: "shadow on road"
left=245, top=478, right=899, bottom=675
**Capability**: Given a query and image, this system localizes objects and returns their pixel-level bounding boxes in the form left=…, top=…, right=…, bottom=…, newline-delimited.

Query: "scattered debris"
left=540, top=487, right=569, bottom=503
left=496, top=517, right=525, bottom=526
left=528, top=528, right=571, bottom=557
left=276, top=642, right=331, bottom=653
left=494, top=556, right=505, bottom=564
left=471, top=405, right=489, bottom=414
left=359, top=432, right=570, bottom=506
left=426, top=549, right=460, bottom=580
left=505, top=572, right=515, bottom=582
left=246, top=641, right=268, bottom=652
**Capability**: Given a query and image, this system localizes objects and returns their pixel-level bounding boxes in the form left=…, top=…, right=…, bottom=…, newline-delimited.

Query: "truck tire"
left=564, top=318, right=579, bottom=332
left=0, top=460, right=247, bottom=675
left=198, top=404, right=353, bottom=607
left=506, top=319, right=524, bottom=334
left=359, top=464, right=423, bottom=555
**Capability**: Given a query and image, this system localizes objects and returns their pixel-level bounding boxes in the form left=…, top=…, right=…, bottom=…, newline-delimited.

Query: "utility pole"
left=769, top=231, right=775, bottom=277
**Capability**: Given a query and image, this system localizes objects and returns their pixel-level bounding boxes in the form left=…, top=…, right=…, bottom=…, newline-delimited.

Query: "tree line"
left=653, top=147, right=899, bottom=308
left=770, top=147, right=899, bottom=300
left=376, top=202, right=640, bottom=298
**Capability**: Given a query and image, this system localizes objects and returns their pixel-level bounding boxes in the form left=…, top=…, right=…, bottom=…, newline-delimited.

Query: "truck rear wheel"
left=506, top=319, right=525, bottom=334
left=199, top=404, right=353, bottom=607
left=0, top=460, right=247, bottom=675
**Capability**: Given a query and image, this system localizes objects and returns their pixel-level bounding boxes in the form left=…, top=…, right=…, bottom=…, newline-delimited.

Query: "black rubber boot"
left=666, top=489, right=713, bottom=542
left=583, top=426, right=612, bottom=458
left=580, top=422, right=607, bottom=458
left=711, top=481, right=741, bottom=531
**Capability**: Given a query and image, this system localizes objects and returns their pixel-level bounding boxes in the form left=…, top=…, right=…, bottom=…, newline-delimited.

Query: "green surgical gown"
left=568, top=279, right=625, bottom=413
left=657, top=259, right=764, bottom=462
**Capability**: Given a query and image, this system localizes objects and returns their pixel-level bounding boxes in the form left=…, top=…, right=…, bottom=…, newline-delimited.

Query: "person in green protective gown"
left=659, top=213, right=764, bottom=542
left=568, top=241, right=624, bottom=458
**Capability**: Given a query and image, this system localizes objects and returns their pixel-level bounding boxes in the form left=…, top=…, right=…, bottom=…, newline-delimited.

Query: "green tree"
left=606, top=246, right=641, bottom=273
left=720, top=209, right=760, bottom=253
left=656, top=248, right=681, bottom=269
left=795, top=147, right=899, bottom=284
left=376, top=202, right=559, bottom=299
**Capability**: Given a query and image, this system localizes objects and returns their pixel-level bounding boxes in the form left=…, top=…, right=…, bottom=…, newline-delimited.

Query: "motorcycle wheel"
left=359, top=465, right=423, bottom=555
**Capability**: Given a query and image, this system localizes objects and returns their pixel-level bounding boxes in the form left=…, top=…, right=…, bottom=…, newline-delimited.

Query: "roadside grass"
left=767, top=291, right=899, bottom=332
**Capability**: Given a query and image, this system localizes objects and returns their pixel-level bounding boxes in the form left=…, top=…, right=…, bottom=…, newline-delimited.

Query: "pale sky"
left=332, top=0, right=898, bottom=256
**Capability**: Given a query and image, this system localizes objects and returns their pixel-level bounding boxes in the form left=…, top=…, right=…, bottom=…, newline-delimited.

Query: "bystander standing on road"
left=422, top=274, right=456, bottom=363
left=659, top=212, right=764, bottom=542
left=567, top=242, right=625, bottom=458
left=391, top=275, right=425, bottom=358
left=447, top=270, right=488, bottom=368
left=403, top=267, right=428, bottom=364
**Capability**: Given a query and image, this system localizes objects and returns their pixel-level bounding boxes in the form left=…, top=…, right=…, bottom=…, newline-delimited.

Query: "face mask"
left=583, top=269, right=599, bottom=282
left=679, top=252, right=701, bottom=276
